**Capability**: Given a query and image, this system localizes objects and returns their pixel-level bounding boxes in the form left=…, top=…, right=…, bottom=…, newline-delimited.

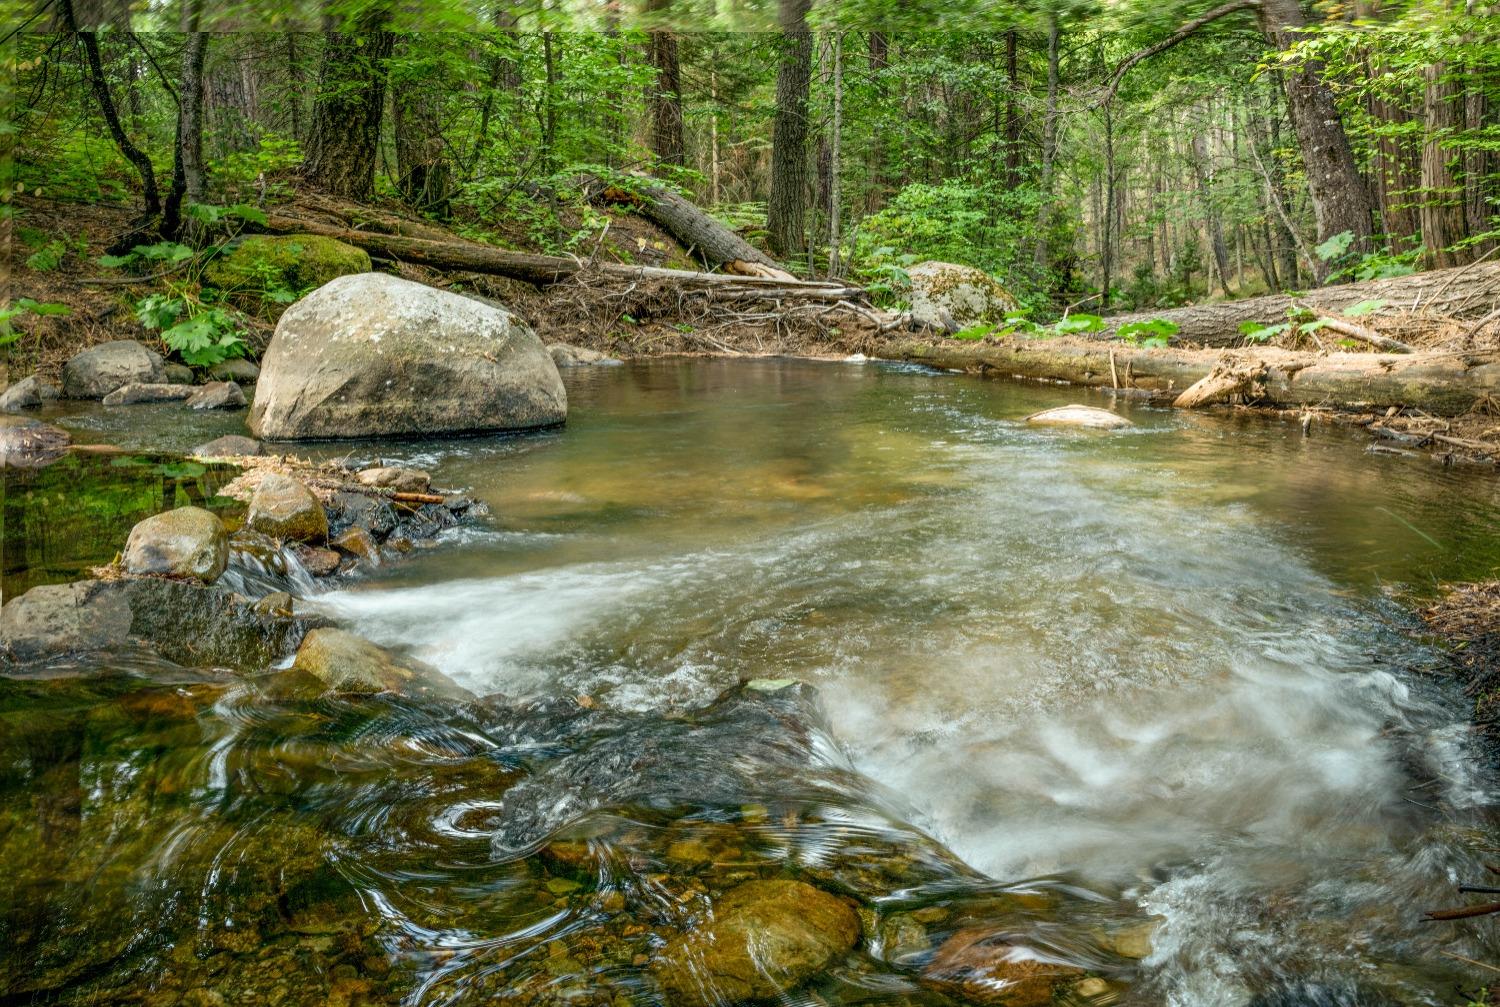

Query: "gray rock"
left=355, top=465, right=431, bottom=493
left=0, top=581, right=133, bottom=660
left=249, top=273, right=566, bottom=440
left=1024, top=404, right=1133, bottom=430
left=101, top=382, right=195, bottom=406
left=185, top=381, right=247, bottom=410
left=0, top=375, right=60, bottom=412
left=908, top=261, right=1019, bottom=333
left=206, top=358, right=260, bottom=384
left=163, top=362, right=194, bottom=384
left=61, top=340, right=166, bottom=398
left=190, top=434, right=262, bottom=458
left=0, top=414, right=71, bottom=468
left=247, top=473, right=328, bottom=543
left=291, top=628, right=470, bottom=699
left=549, top=343, right=620, bottom=367
left=328, top=490, right=398, bottom=540
left=122, top=506, right=229, bottom=583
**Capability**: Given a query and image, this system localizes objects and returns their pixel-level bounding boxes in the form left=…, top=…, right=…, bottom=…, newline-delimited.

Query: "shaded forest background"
left=5, top=0, right=1499, bottom=324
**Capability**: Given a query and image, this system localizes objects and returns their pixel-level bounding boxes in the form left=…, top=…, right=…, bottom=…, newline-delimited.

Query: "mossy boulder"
left=908, top=260, right=1019, bottom=333
left=246, top=473, right=328, bottom=543
left=652, top=880, right=859, bottom=1004
left=203, top=235, right=371, bottom=308
left=122, top=506, right=229, bottom=583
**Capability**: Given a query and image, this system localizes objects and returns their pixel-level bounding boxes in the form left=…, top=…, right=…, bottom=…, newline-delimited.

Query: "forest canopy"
left=5, top=0, right=1499, bottom=321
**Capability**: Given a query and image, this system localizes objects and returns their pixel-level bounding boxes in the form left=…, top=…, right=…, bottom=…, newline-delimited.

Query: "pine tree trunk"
left=1032, top=16, right=1060, bottom=270
left=302, top=21, right=394, bottom=201
left=767, top=0, right=813, bottom=260
left=1190, top=132, right=1232, bottom=295
left=1465, top=84, right=1492, bottom=256
left=1421, top=62, right=1469, bottom=268
left=647, top=26, right=685, bottom=168
left=1258, top=0, right=1375, bottom=252
left=1004, top=29, right=1021, bottom=188
left=163, top=26, right=208, bottom=238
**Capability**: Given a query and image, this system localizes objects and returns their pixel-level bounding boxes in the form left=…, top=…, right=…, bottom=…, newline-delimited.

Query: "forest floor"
left=8, top=191, right=1500, bottom=469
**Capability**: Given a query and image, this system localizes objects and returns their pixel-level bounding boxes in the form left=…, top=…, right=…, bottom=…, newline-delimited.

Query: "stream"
left=5, top=357, right=1500, bottom=1006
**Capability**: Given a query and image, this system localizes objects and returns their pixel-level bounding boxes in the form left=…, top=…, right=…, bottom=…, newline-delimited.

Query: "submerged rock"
left=61, top=340, right=166, bottom=398
left=190, top=434, right=262, bottom=458
left=247, top=473, right=328, bottom=543
left=653, top=879, right=859, bottom=1005
left=291, top=628, right=470, bottom=699
left=122, top=506, right=229, bottom=583
left=0, top=581, right=134, bottom=660
left=909, top=261, right=1019, bottom=332
left=1024, top=404, right=1133, bottom=430
left=355, top=465, right=431, bottom=493
left=0, top=415, right=71, bottom=468
left=185, top=380, right=247, bottom=410
left=249, top=272, right=566, bottom=440
left=921, top=928, right=1086, bottom=1006
left=0, top=375, right=60, bottom=411
left=100, top=382, right=195, bottom=406
left=550, top=343, right=620, bottom=367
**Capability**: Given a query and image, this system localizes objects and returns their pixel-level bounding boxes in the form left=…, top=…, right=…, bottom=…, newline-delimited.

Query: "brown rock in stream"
left=0, top=415, right=71, bottom=468
left=291, top=628, right=470, bottom=699
left=652, top=879, right=859, bottom=1005
left=122, top=506, right=229, bottom=583
left=921, top=928, right=1086, bottom=1006
left=247, top=473, right=328, bottom=543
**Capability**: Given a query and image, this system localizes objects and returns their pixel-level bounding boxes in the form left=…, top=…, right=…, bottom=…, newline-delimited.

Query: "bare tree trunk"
left=1101, top=97, right=1116, bottom=308
left=647, top=15, right=685, bottom=168
left=1033, top=16, right=1060, bottom=270
left=303, top=19, right=394, bottom=200
left=767, top=0, right=813, bottom=260
left=163, top=23, right=208, bottom=238
left=1464, top=82, right=1492, bottom=256
left=1258, top=0, right=1376, bottom=252
left=828, top=30, right=843, bottom=278
left=709, top=59, right=721, bottom=205
left=1421, top=61, right=1469, bottom=267
left=391, top=38, right=451, bottom=216
left=1190, top=130, right=1232, bottom=295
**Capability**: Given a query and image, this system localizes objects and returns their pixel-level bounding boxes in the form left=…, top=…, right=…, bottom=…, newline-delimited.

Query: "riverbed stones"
left=101, top=382, right=195, bottom=406
left=291, top=628, right=470, bottom=699
left=61, top=340, right=166, bottom=398
left=122, top=506, right=229, bottom=583
left=909, top=261, right=1019, bottom=332
left=0, top=375, right=60, bottom=411
left=550, top=343, right=620, bottom=367
left=249, top=273, right=566, bottom=440
left=1024, top=404, right=1133, bottom=430
left=0, top=415, right=71, bottom=468
left=190, top=434, right=262, bottom=458
left=0, top=581, right=133, bottom=660
left=205, top=358, right=260, bottom=384
left=355, top=465, right=431, bottom=493
left=652, top=880, right=859, bottom=1005
left=331, top=526, right=379, bottom=564
left=185, top=381, right=247, bottom=410
left=921, top=928, right=1086, bottom=1006
left=295, top=545, right=342, bottom=577
left=247, top=473, right=328, bottom=543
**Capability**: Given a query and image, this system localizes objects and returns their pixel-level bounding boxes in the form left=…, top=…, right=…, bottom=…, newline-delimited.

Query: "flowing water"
left=5, top=358, right=1500, bottom=1006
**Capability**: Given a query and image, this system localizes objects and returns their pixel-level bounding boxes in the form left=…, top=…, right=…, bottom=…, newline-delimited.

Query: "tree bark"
left=647, top=22, right=685, bottom=168
left=1004, top=28, right=1021, bottom=188
left=1258, top=0, right=1376, bottom=253
left=1096, top=260, right=1500, bottom=345
left=1421, top=61, right=1468, bottom=268
left=1190, top=131, right=1233, bottom=295
left=163, top=18, right=208, bottom=239
left=302, top=20, right=394, bottom=200
left=828, top=31, right=844, bottom=278
left=767, top=0, right=813, bottom=260
left=884, top=336, right=1500, bottom=417
left=1033, top=16, right=1060, bottom=270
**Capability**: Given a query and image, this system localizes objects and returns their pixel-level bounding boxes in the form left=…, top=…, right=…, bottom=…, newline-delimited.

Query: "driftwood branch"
left=1316, top=316, right=1414, bottom=353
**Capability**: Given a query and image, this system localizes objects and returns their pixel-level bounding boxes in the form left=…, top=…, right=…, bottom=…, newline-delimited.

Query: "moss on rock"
left=203, top=235, right=371, bottom=312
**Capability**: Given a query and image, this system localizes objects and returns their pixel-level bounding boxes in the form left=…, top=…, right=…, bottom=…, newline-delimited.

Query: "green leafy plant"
left=99, top=241, right=195, bottom=270
left=135, top=293, right=247, bottom=366
left=0, top=298, right=71, bottom=347
left=1342, top=298, right=1389, bottom=317
left=24, top=239, right=67, bottom=272
left=1239, top=320, right=1291, bottom=344
left=1116, top=318, right=1179, bottom=348
left=1053, top=312, right=1104, bottom=335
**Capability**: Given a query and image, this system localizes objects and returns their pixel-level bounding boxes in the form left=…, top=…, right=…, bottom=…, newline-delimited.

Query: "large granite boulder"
left=61, top=340, right=166, bottom=398
left=652, top=880, right=860, bottom=1005
left=249, top=273, right=566, bottom=440
left=122, top=507, right=229, bottom=583
left=908, top=261, right=1019, bottom=333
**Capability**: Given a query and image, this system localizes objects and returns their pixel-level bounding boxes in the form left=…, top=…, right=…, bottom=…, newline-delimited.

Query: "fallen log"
left=1097, top=261, right=1500, bottom=347
left=262, top=214, right=857, bottom=302
left=578, top=174, right=796, bottom=280
left=880, top=337, right=1500, bottom=417
left=1317, top=317, right=1415, bottom=354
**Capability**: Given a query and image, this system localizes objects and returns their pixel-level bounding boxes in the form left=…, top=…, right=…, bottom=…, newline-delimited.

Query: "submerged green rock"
left=652, top=879, right=860, bottom=1005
